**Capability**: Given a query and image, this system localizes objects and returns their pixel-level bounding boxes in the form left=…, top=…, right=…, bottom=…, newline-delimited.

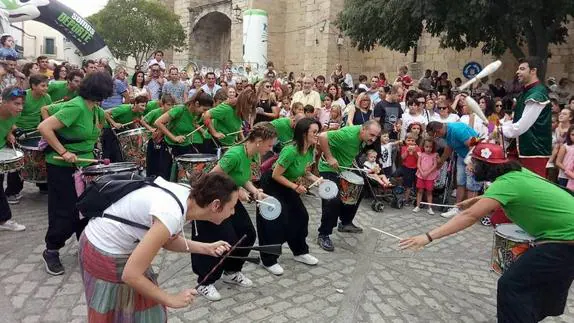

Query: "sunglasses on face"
left=439, top=106, right=448, bottom=110
left=265, top=85, right=271, bottom=88
left=496, top=104, right=503, bottom=107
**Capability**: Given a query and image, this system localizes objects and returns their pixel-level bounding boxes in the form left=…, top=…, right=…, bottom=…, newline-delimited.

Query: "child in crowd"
left=556, top=125, right=574, bottom=188
left=379, top=131, right=399, bottom=178
left=363, top=149, right=392, bottom=187
left=303, top=104, right=315, bottom=119
left=291, top=102, right=304, bottom=115
left=317, top=94, right=333, bottom=127
left=279, top=96, right=291, bottom=117
left=413, top=138, right=439, bottom=214
left=325, top=103, right=342, bottom=131
left=398, top=132, right=420, bottom=202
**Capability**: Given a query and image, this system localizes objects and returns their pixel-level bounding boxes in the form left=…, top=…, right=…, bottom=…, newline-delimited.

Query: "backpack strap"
left=146, top=180, right=185, bottom=215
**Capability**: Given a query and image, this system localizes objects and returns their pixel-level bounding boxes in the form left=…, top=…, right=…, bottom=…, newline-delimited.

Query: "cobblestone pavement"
left=1, top=183, right=573, bottom=322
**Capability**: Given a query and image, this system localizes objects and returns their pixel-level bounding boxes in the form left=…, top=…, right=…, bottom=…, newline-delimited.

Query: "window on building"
left=44, top=38, right=55, bottom=55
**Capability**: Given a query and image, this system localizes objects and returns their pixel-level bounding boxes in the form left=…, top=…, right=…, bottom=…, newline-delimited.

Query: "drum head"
left=318, top=180, right=338, bottom=200
left=0, top=148, right=23, bottom=162
left=340, top=171, right=364, bottom=185
left=176, top=154, right=218, bottom=163
left=495, top=224, right=534, bottom=242
left=117, top=127, right=148, bottom=137
left=18, top=136, right=42, bottom=150
left=82, top=162, right=138, bottom=176
left=258, top=196, right=281, bottom=221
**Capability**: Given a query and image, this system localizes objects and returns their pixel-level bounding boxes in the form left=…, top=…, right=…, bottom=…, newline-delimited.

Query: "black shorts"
left=396, top=166, right=416, bottom=188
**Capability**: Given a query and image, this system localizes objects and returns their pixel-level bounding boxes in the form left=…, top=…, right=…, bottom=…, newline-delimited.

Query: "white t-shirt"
left=379, top=143, right=394, bottom=168
left=84, top=177, right=190, bottom=254
left=401, top=112, right=428, bottom=139
left=460, top=114, right=488, bottom=139
left=432, top=113, right=460, bottom=123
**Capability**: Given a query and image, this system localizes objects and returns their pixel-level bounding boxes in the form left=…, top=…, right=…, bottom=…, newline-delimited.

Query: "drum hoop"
left=81, top=162, right=138, bottom=175
left=340, top=171, right=364, bottom=185
left=0, top=149, right=24, bottom=163
left=176, top=154, right=218, bottom=163
left=494, top=224, right=534, bottom=243
left=117, top=128, right=148, bottom=137
left=18, top=137, right=43, bottom=151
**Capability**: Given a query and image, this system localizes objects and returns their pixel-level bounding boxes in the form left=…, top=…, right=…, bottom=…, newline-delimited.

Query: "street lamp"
left=233, top=5, right=242, bottom=23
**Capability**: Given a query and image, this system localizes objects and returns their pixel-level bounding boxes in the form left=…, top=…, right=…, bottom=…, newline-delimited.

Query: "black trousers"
left=45, top=164, right=88, bottom=250
left=4, top=171, right=23, bottom=196
left=497, top=243, right=574, bottom=323
left=146, top=139, right=169, bottom=177
left=101, top=128, right=124, bottom=163
left=191, top=201, right=256, bottom=285
left=318, top=171, right=363, bottom=236
left=257, top=172, right=309, bottom=266
left=0, top=174, right=12, bottom=222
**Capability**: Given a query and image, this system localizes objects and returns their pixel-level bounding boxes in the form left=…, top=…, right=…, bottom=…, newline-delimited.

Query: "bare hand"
left=204, top=241, right=231, bottom=257
left=7, top=133, right=15, bottom=145
left=167, top=289, right=196, bottom=308
left=61, top=151, right=78, bottom=163
left=112, top=122, right=123, bottom=129
left=326, top=157, right=339, bottom=170
left=214, top=132, right=225, bottom=140
left=174, top=135, right=185, bottom=143
left=238, top=188, right=251, bottom=202
left=399, top=234, right=431, bottom=251
left=152, top=130, right=163, bottom=143
left=255, top=190, right=268, bottom=201
left=294, top=184, right=307, bottom=194
left=456, top=196, right=482, bottom=210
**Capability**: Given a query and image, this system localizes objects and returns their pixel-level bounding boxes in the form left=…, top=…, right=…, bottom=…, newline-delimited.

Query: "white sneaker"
left=293, top=254, right=319, bottom=266
left=263, top=263, right=284, bottom=276
left=222, top=271, right=253, bottom=287
left=196, top=284, right=221, bottom=301
left=427, top=208, right=435, bottom=215
left=440, top=208, right=459, bottom=218
left=413, top=206, right=421, bottom=213
left=7, top=194, right=22, bottom=205
left=0, top=220, right=25, bottom=231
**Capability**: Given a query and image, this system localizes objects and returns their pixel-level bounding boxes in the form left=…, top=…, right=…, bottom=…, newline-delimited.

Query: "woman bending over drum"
left=79, top=173, right=238, bottom=322
left=257, top=117, right=322, bottom=276
left=140, top=93, right=176, bottom=177
left=38, top=72, right=112, bottom=276
left=0, top=87, right=26, bottom=232
left=192, top=122, right=277, bottom=301
left=154, top=89, right=214, bottom=181
left=101, top=95, right=149, bottom=162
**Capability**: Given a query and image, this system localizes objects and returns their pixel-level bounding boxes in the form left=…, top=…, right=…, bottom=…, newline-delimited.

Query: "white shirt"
left=401, top=112, right=428, bottom=139
left=147, top=59, right=166, bottom=70
left=379, top=143, right=394, bottom=168
left=84, top=177, right=190, bottom=254
left=501, top=100, right=547, bottom=138
left=460, top=114, right=488, bottom=139
left=201, top=84, right=222, bottom=97
left=291, top=90, right=321, bottom=110
left=432, top=113, right=460, bottom=123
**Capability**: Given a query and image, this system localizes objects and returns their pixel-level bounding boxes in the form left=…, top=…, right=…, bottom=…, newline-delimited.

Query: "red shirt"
left=401, top=145, right=420, bottom=169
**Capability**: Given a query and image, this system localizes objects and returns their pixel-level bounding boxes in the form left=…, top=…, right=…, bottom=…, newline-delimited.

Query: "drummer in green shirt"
left=101, top=95, right=148, bottom=162
left=37, top=72, right=111, bottom=276
left=257, top=118, right=322, bottom=276
left=0, top=87, right=26, bottom=232
left=47, top=69, right=84, bottom=103
left=144, top=99, right=160, bottom=115
left=140, top=94, right=176, bottom=177
left=191, top=122, right=277, bottom=301
left=401, top=143, right=574, bottom=322
left=270, top=113, right=304, bottom=149
left=154, top=90, right=213, bottom=180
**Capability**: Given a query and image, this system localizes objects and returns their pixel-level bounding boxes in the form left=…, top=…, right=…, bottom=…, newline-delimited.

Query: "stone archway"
left=189, top=12, right=231, bottom=68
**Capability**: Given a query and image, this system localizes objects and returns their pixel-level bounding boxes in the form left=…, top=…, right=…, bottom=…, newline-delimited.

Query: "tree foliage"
left=337, top=0, right=574, bottom=77
left=88, top=0, right=186, bottom=66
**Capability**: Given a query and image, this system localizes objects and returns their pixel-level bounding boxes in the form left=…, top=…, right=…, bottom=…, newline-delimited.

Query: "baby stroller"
left=432, top=155, right=456, bottom=211
left=354, top=156, right=406, bottom=213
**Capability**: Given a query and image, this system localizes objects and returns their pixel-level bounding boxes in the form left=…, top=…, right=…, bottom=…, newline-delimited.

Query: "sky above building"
left=57, top=0, right=108, bottom=17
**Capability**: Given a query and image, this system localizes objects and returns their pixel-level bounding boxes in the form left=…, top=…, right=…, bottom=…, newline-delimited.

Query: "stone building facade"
left=164, top=0, right=574, bottom=82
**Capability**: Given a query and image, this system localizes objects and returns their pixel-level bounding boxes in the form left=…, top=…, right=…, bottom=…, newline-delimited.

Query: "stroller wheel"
left=371, top=200, right=385, bottom=212
left=391, top=198, right=405, bottom=209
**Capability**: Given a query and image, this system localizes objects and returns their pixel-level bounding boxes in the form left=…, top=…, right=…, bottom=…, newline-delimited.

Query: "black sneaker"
left=337, top=223, right=364, bottom=233
left=317, top=235, right=334, bottom=252
left=42, top=250, right=64, bottom=276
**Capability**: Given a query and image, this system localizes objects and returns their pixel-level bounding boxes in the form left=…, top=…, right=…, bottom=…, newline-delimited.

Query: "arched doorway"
left=190, top=12, right=231, bottom=68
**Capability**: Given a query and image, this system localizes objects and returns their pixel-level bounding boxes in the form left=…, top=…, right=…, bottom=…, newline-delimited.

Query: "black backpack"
left=77, top=174, right=185, bottom=230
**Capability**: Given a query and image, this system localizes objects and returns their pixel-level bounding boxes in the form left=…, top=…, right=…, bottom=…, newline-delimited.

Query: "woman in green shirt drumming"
left=257, top=118, right=322, bottom=276
left=191, top=122, right=277, bottom=301
left=37, top=72, right=112, bottom=276
left=154, top=89, right=214, bottom=181
left=140, top=93, right=176, bottom=177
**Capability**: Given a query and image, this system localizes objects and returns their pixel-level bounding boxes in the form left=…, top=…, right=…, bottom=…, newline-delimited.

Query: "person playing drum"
left=192, top=123, right=277, bottom=301
left=37, top=72, right=112, bottom=276
left=102, top=95, right=149, bottom=163
left=154, top=90, right=214, bottom=180
left=257, top=118, right=322, bottom=276
left=270, top=112, right=305, bottom=151
left=140, top=93, right=176, bottom=177
left=0, top=87, right=26, bottom=231
left=317, top=120, right=382, bottom=251
left=79, top=172, right=237, bottom=322
left=400, top=143, right=574, bottom=323
left=47, top=69, right=84, bottom=103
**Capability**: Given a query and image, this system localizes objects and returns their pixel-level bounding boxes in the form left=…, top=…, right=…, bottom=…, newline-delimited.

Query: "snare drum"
left=491, top=223, right=534, bottom=275
left=339, top=171, right=364, bottom=205
left=117, top=128, right=150, bottom=168
left=81, top=162, right=139, bottom=184
left=175, top=154, right=217, bottom=184
left=18, top=137, right=47, bottom=183
left=0, top=147, right=24, bottom=174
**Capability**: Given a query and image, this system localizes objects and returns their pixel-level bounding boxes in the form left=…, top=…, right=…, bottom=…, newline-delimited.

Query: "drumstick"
left=54, top=156, right=111, bottom=165
left=185, top=125, right=205, bottom=138
left=370, top=227, right=403, bottom=240
left=224, top=130, right=243, bottom=137
left=420, top=202, right=457, bottom=208
left=195, top=234, right=246, bottom=289
left=256, top=200, right=275, bottom=208
left=308, top=177, right=323, bottom=189
left=340, top=166, right=368, bottom=172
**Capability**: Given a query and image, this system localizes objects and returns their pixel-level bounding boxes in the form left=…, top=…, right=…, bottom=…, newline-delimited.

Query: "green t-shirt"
left=0, top=115, right=17, bottom=149
left=48, top=81, right=77, bottom=102
left=16, top=89, right=52, bottom=130
left=483, top=168, right=574, bottom=241
left=46, top=96, right=105, bottom=167
left=143, top=108, right=163, bottom=127
left=165, top=105, right=202, bottom=146
left=218, top=144, right=257, bottom=187
left=210, top=103, right=242, bottom=146
left=271, top=117, right=294, bottom=144
left=318, top=125, right=362, bottom=173
left=145, top=100, right=160, bottom=115
left=276, top=144, right=314, bottom=181
left=104, top=104, right=142, bottom=128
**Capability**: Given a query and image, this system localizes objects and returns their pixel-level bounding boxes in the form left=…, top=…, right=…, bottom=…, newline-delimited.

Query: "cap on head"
left=471, top=143, right=509, bottom=164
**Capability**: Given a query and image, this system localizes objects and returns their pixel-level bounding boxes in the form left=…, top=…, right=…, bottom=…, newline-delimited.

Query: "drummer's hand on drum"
left=238, top=188, right=251, bottom=202
left=61, top=151, right=78, bottom=163
left=326, top=157, right=339, bottom=170
left=293, top=184, right=307, bottom=195
left=456, top=196, right=482, bottom=210
left=111, top=121, right=123, bottom=129
left=174, top=135, right=186, bottom=144
left=7, top=133, right=15, bottom=145
left=254, top=190, right=268, bottom=201
left=213, top=132, right=225, bottom=140
left=399, top=234, right=431, bottom=251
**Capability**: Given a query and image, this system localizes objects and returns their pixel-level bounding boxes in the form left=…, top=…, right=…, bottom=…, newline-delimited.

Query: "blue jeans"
left=456, top=156, right=482, bottom=192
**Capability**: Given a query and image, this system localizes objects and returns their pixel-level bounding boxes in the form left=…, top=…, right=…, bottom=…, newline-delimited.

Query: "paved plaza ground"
left=1, top=183, right=573, bottom=322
